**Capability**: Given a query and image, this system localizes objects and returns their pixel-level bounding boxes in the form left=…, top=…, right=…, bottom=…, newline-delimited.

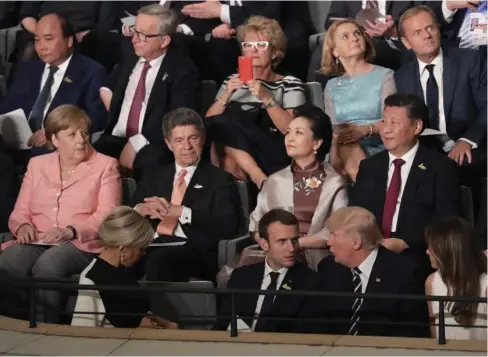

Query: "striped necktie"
left=459, top=0, right=487, bottom=49
left=349, top=267, right=363, bottom=336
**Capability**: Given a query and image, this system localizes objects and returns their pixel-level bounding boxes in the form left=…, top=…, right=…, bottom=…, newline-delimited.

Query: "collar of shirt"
left=388, top=140, right=419, bottom=169
left=264, top=257, right=288, bottom=280
left=417, top=49, right=443, bottom=76
left=174, top=162, right=197, bottom=184
left=44, top=54, right=73, bottom=77
left=356, top=248, right=379, bottom=289
left=138, top=52, right=166, bottom=71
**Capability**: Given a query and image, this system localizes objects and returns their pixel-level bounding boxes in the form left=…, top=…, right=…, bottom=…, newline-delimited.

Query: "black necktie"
left=425, top=64, right=439, bottom=130
left=349, top=267, right=363, bottom=336
left=255, top=271, right=280, bottom=332
left=29, top=65, right=59, bottom=132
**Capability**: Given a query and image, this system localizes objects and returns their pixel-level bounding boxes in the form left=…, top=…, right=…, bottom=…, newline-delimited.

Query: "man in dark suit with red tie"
left=317, top=206, right=429, bottom=338
left=93, top=4, right=200, bottom=176
left=350, top=94, right=459, bottom=273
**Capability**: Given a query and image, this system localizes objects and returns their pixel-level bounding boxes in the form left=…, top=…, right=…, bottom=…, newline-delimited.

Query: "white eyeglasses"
left=241, top=41, right=269, bottom=51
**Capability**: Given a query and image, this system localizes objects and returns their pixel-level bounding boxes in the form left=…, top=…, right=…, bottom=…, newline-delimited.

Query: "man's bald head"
left=34, top=13, right=74, bottom=66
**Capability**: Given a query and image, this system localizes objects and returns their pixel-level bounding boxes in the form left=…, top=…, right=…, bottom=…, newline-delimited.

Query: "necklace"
left=61, top=168, right=75, bottom=175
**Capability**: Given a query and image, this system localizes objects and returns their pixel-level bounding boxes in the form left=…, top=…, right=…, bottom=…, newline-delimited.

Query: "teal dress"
left=324, top=65, right=396, bottom=157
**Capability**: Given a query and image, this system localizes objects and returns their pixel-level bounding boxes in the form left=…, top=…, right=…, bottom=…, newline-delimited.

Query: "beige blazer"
left=249, top=162, right=348, bottom=268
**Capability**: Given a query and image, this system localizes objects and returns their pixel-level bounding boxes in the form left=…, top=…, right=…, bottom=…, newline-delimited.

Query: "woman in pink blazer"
left=0, top=105, right=122, bottom=323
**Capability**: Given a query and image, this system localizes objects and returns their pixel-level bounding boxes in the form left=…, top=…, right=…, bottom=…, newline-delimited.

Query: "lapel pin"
left=194, top=184, right=203, bottom=189
left=162, top=72, right=168, bottom=81
left=63, top=76, right=72, bottom=83
left=282, top=283, right=291, bottom=290
left=418, top=163, right=427, bottom=171
left=376, top=278, right=381, bottom=283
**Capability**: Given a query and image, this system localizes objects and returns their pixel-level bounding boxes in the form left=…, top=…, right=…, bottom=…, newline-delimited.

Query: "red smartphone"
left=238, top=56, right=253, bottom=83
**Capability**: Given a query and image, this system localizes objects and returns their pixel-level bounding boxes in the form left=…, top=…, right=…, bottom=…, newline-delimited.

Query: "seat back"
left=236, top=180, right=250, bottom=235
left=303, top=82, right=325, bottom=111
left=122, top=177, right=137, bottom=206
left=140, top=280, right=217, bottom=330
left=200, top=80, right=218, bottom=116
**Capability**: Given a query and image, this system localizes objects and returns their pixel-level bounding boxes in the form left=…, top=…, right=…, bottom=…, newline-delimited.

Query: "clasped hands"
left=16, top=225, right=72, bottom=244
left=136, top=197, right=182, bottom=220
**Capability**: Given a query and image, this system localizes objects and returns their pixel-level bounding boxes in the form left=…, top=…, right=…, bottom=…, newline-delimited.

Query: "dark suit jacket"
left=0, top=52, right=107, bottom=132
left=0, top=148, right=17, bottom=233
left=214, top=261, right=322, bottom=333
left=131, top=162, right=241, bottom=270
left=317, top=246, right=430, bottom=338
left=350, top=144, right=460, bottom=254
left=394, top=46, right=487, bottom=147
left=102, top=47, right=200, bottom=170
left=325, top=1, right=421, bottom=30
left=430, top=0, right=465, bottom=43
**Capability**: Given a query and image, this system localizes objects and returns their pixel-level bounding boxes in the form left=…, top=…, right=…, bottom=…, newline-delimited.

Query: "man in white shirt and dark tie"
left=93, top=4, right=200, bottom=177
left=214, top=209, right=322, bottom=334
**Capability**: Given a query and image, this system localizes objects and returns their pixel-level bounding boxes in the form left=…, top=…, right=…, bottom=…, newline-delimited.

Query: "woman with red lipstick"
left=249, top=104, right=348, bottom=269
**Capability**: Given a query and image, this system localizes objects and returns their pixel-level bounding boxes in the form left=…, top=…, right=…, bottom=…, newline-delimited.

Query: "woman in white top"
left=425, top=217, right=487, bottom=340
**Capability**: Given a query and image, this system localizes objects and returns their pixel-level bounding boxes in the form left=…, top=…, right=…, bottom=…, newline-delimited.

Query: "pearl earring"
left=314, top=150, right=318, bottom=155
left=335, top=57, right=339, bottom=64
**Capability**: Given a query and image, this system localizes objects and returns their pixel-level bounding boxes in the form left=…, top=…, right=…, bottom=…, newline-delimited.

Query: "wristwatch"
left=66, top=225, right=77, bottom=240
left=264, top=97, right=276, bottom=109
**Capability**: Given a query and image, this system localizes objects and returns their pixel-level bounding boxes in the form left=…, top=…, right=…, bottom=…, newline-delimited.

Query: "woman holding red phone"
left=205, top=16, right=306, bottom=190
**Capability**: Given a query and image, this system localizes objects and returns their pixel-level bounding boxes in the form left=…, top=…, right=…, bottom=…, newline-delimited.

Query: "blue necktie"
left=29, top=65, right=59, bottom=132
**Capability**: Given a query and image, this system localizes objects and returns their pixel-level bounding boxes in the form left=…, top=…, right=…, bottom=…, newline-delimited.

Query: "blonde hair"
left=44, top=104, right=91, bottom=149
left=98, top=206, right=154, bottom=248
left=236, top=15, right=287, bottom=67
left=398, top=5, right=438, bottom=37
left=321, top=20, right=375, bottom=76
left=326, top=206, right=382, bottom=249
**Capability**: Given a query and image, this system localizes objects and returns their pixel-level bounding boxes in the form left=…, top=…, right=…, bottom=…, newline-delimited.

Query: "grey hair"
left=162, top=108, right=206, bottom=138
left=98, top=206, right=154, bottom=249
left=138, top=4, right=177, bottom=36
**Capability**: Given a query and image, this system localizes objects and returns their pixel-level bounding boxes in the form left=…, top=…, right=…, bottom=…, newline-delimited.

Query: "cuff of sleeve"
left=442, top=0, right=457, bottom=22
left=177, top=24, right=194, bottom=36
left=459, top=137, right=478, bottom=149
left=100, top=87, right=112, bottom=93
left=220, top=4, right=231, bottom=25
left=129, top=134, right=149, bottom=153
left=179, top=206, right=192, bottom=225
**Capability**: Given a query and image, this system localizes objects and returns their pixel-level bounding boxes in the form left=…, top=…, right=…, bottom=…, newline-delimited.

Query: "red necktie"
left=366, top=0, right=379, bottom=9
left=382, top=159, right=405, bottom=238
left=126, top=61, right=151, bottom=138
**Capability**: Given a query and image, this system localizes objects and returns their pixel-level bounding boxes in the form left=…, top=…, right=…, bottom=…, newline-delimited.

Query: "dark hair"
left=384, top=93, right=429, bottom=127
left=425, top=217, right=487, bottom=326
left=39, top=12, right=76, bottom=41
left=162, top=108, right=206, bottom=138
left=258, top=209, right=298, bottom=241
left=292, top=104, right=333, bottom=161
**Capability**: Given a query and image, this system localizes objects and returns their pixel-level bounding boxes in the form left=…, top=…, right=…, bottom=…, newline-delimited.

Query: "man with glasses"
left=214, top=209, right=322, bottom=333
left=94, top=4, right=200, bottom=178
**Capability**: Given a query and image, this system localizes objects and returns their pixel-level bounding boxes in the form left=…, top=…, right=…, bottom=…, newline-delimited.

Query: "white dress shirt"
left=109, top=53, right=166, bottom=153
left=387, top=141, right=419, bottom=232
left=441, top=0, right=475, bottom=40
left=38, top=55, right=73, bottom=124
left=417, top=50, right=476, bottom=151
left=220, top=0, right=242, bottom=25
left=251, top=258, right=287, bottom=331
left=355, top=248, right=379, bottom=293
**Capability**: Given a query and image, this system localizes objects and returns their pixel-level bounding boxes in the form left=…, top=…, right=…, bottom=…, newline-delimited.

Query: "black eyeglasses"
left=129, top=26, right=164, bottom=42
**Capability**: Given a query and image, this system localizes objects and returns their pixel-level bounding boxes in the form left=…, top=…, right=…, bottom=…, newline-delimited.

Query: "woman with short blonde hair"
left=321, top=20, right=396, bottom=182
left=72, top=206, right=178, bottom=329
left=206, top=16, right=306, bottom=190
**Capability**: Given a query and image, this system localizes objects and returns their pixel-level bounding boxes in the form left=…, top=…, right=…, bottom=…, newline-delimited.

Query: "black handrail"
left=1, top=274, right=486, bottom=346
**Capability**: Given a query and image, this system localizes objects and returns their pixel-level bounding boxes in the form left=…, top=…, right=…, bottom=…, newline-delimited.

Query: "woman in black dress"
left=205, top=16, right=306, bottom=189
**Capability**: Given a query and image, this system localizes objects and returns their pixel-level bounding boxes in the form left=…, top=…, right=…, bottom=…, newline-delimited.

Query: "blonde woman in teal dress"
left=321, top=19, right=396, bottom=182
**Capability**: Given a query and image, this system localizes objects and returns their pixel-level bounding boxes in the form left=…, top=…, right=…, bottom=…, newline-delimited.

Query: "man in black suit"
left=214, top=209, right=322, bottom=333
left=318, top=206, right=430, bottom=338
left=325, top=1, right=421, bottom=70
left=93, top=4, right=200, bottom=177
left=351, top=94, right=459, bottom=264
left=395, top=5, right=486, bottom=231
left=132, top=108, right=241, bottom=282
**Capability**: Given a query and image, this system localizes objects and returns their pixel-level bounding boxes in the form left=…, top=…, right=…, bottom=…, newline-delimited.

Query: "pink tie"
left=126, top=61, right=151, bottom=138
left=157, top=169, right=188, bottom=236
left=382, top=159, right=405, bottom=238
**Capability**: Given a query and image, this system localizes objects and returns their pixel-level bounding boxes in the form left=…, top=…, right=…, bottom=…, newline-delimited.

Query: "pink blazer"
left=8, top=149, right=122, bottom=253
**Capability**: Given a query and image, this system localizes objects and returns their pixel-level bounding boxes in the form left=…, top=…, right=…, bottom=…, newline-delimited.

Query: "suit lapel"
left=442, top=49, right=456, bottom=121
left=160, top=164, right=176, bottom=200
left=244, top=263, right=266, bottom=328
left=362, top=249, right=386, bottom=313
left=144, top=49, right=171, bottom=123
left=372, top=152, right=390, bottom=222
left=181, top=163, right=210, bottom=208
left=48, top=54, right=78, bottom=112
